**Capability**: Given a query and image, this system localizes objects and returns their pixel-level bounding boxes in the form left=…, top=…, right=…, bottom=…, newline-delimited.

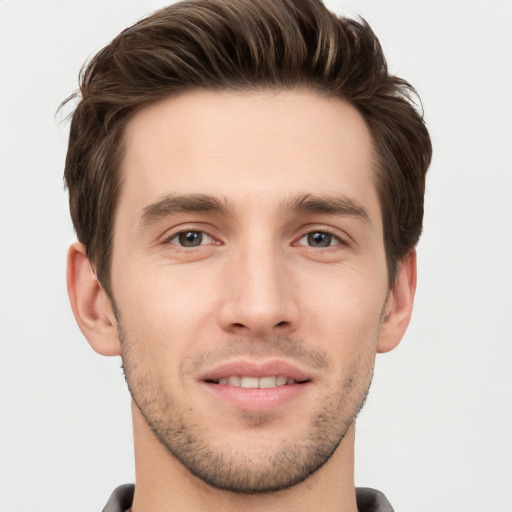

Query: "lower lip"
left=201, top=381, right=310, bottom=412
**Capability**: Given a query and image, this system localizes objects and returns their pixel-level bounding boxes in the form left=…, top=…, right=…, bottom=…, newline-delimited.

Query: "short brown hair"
left=64, top=0, right=432, bottom=294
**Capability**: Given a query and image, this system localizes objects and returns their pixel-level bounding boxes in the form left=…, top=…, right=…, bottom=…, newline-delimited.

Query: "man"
left=64, top=0, right=432, bottom=510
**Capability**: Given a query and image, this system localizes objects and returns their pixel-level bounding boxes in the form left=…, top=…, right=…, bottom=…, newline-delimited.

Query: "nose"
left=218, top=241, right=299, bottom=337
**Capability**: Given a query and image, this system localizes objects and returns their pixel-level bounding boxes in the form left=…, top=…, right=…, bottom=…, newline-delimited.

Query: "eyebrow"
left=139, top=193, right=232, bottom=227
left=284, top=193, right=371, bottom=226
left=138, top=192, right=371, bottom=228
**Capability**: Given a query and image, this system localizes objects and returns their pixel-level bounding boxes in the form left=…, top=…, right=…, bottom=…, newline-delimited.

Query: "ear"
left=67, top=242, right=121, bottom=356
left=377, top=250, right=417, bottom=353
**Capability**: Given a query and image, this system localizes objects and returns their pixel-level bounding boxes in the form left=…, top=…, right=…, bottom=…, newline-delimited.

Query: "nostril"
left=275, top=321, right=288, bottom=328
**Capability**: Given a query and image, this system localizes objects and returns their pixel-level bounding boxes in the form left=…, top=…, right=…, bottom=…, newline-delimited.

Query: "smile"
left=212, top=376, right=302, bottom=388
left=200, top=360, right=313, bottom=411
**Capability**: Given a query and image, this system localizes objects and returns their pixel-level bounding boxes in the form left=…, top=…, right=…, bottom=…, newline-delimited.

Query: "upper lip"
left=199, top=359, right=312, bottom=383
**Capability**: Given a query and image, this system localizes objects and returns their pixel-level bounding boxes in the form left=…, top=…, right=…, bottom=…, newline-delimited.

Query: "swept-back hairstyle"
left=64, top=0, right=432, bottom=295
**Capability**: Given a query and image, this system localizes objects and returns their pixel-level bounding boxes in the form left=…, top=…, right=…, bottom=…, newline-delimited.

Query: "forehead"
left=119, top=89, right=379, bottom=223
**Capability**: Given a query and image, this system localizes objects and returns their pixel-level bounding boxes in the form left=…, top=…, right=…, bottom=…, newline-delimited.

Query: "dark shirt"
left=102, top=484, right=395, bottom=512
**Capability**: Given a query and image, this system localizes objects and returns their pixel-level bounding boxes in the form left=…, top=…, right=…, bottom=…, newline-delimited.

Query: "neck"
left=130, top=403, right=358, bottom=512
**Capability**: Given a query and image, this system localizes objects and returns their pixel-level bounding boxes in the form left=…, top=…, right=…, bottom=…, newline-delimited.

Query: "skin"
left=67, top=90, right=416, bottom=512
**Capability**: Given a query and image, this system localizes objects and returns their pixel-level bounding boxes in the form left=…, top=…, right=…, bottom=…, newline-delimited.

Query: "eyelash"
left=164, top=227, right=348, bottom=250
left=295, top=230, right=345, bottom=249
left=166, top=230, right=217, bottom=248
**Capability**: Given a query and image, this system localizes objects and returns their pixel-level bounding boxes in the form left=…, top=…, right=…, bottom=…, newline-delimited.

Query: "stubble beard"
left=119, top=326, right=374, bottom=494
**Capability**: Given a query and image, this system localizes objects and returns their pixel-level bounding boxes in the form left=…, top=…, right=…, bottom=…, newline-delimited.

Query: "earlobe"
left=377, top=250, right=417, bottom=354
left=67, top=242, right=121, bottom=356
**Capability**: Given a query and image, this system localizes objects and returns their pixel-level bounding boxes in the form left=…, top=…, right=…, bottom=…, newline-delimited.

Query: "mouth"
left=199, top=361, right=312, bottom=411
left=206, top=375, right=306, bottom=388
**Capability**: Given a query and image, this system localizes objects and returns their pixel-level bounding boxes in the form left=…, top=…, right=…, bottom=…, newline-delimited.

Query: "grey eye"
left=180, top=231, right=202, bottom=247
left=298, top=231, right=339, bottom=248
left=308, top=232, right=332, bottom=247
left=170, top=231, right=212, bottom=247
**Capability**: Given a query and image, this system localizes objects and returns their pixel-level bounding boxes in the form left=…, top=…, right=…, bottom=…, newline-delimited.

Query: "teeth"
left=276, top=376, right=287, bottom=386
left=259, top=376, right=277, bottom=388
left=216, top=376, right=296, bottom=388
left=227, top=376, right=241, bottom=386
left=240, top=376, right=259, bottom=388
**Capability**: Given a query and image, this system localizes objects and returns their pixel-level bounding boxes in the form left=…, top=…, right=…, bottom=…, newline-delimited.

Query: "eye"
left=168, top=230, right=214, bottom=248
left=297, top=231, right=341, bottom=248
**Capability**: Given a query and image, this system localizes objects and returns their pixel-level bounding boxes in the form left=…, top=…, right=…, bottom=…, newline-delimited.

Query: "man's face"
left=110, top=90, right=391, bottom=492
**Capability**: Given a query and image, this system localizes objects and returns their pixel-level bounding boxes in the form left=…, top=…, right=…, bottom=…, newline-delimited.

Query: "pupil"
left=308, top=232, right=331, bottom=247
left=179, top=231, right=202, bottom=247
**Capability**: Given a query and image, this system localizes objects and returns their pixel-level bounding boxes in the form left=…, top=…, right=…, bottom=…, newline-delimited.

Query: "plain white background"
left=0, top=1, right=511, bottom=511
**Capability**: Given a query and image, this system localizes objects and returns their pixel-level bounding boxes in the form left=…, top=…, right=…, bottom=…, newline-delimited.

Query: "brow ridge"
left=138, top=192, right=371, bottom=228
left=139, top=193, right=232, bottom=227
left=283, top=193, right=371, bottom=225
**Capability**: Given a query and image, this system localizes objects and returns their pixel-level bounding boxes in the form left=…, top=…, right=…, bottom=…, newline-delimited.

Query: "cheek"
left=113, top=262, right=220, bottom=349
left=301, top=269, right=386, bottom=327
left=298, top=271, right=386, bottom=369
